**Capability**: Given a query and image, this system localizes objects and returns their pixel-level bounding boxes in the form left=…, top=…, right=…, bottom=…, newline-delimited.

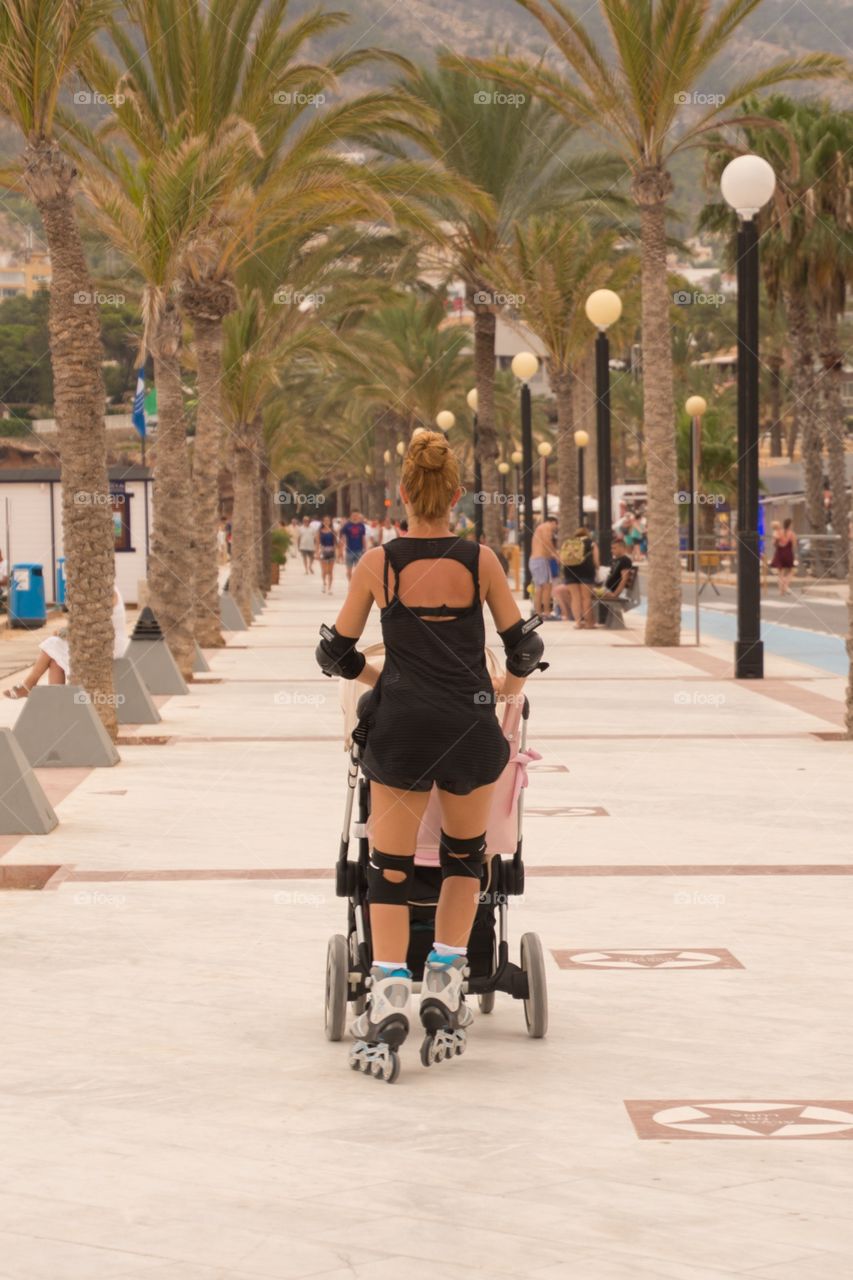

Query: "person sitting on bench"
left=593, top=535, right=633, bottom=602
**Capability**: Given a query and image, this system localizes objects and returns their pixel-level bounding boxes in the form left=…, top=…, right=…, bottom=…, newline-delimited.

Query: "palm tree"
left=83, top=0, right=453, bottom=646
left=474, top=0, right=846, bottom=643
left=484, top=217, right=638, bottom=531
left=383, top=60, right=622, bottom=549
left=0, top=0, right=118, bottom=736
left=805, top=108, right=852, bottom=578
left=76, top=121, right=257, bottom=676
left=702, top=96, right=850, bottom=576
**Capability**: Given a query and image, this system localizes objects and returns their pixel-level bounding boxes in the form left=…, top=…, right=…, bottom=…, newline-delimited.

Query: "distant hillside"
left=290, top=0, right=852, bottom=81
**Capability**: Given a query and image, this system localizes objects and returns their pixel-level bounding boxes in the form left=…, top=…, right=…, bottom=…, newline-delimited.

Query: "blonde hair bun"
left=401, top=429, right=460, bottom=518
left=409, top=432, right=449, bottom=472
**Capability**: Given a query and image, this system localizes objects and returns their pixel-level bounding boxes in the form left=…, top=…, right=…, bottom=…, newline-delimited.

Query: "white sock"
left=432, top=943, right=467, bottom=958
left=374, top=960, right=409, bottom=972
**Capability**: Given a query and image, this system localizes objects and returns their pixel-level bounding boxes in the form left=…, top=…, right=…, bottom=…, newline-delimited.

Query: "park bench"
left=596, top=565, right=641, bottom=630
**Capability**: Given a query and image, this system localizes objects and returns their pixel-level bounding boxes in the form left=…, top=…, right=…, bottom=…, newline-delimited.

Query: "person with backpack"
left=555, top=526, right=599, bottom=628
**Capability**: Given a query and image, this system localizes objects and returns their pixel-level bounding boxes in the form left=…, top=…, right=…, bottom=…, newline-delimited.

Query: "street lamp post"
left=512, top=352, right=540, bottom=600
left=537, top=441, right=553, bottom=520
left=685, top=395, right=707, bottom=646
left=721, top=154, right=776, bottom=680
left=511, top=448, right=523, bottom=546
left=435, top=410, right=455, bottom=433
left=395, top=440, right=405, bottom=518
left=574, top=429, right=589, bottom=527
left=467, top=388, right=483, bottom=539
left=585, top=289, right=622, bottom=567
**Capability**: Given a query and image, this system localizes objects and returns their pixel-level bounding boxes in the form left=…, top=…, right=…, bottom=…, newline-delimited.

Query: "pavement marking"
left=625, top=1100, right=853, bottom=1140
left=553, top=948, right=743, bottom=969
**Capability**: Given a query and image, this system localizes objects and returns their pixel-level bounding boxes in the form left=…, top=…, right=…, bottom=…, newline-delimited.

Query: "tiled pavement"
left=1, top=564, right=852, bottom=1279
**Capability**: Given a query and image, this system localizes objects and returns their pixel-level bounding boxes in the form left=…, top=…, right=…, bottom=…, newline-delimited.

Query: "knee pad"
left=367, top=849, right=415, bottom=905
left=439, top=830, right=487, bottom=882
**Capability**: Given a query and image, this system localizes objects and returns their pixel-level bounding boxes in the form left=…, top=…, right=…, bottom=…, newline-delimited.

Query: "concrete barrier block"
left=220, top=592, right=248, bottom=631
left=13, top=686, right=120, bottom=768
left=192, top=643, right=211, bottom=673
left=114, top=658, right=161, bottom=724
left=0, top=728, right=59, bottom=833
left=122, top=639, right=188, bottom=696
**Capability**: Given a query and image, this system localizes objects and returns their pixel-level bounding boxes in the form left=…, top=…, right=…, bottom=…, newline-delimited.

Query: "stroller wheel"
left=520, top=933, right=548, bottom=1039
left=324, top=934, right=349, bottom=1042
left=478, top=991, right=496, bottom=1015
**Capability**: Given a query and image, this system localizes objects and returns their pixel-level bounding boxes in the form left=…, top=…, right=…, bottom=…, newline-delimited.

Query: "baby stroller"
left=324, top=644, right=548, bottom=1082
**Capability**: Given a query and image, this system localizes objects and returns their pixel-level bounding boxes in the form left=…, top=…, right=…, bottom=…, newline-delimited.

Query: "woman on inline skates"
left=316, top=430, right=547, bottom=1073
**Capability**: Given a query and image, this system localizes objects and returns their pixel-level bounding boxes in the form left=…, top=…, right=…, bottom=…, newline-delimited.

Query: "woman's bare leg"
left=368, top=783, right=431, bottom=962
left=434, top=783, right=497, bottom=948
left=22, top=652, right=51, bottom=690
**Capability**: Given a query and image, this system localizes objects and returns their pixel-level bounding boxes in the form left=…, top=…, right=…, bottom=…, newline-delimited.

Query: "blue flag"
left=132, top=366, right=146, bottom=438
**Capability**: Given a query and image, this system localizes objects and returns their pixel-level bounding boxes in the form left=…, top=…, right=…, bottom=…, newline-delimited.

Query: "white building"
left=0, top=464, right=153, bottom=605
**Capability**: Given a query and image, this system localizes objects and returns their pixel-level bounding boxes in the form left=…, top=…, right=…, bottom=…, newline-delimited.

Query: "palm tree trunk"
left=148, top=301, right=195, bottom=678
left=634, top=170, right=681, bottom=646
left=231, top=422, right=258, bottom=623
left=470, top=288, right=501, bottom=548
left=788, top=293, right=827, bottom=570
left=847, top=550, right=853, bottom=737
left=817, top=309, right=849, bottom=579
left=553, top=366, right=578, bottom=529
left=768, top=354, right=784, bottom=458
left=186, top=309, right=228, bottom=647
left=25, top=143, right=117, bottom=738
left=259, top=440, right=273, bottom=593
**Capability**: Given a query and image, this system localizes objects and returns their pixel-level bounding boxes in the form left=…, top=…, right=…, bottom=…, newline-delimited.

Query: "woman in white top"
left=4, top=588, right=126, bottom=699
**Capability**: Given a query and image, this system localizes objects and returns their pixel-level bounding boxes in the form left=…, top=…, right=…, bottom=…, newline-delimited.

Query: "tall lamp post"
left=538, top=441, right=553, bottom=520
left=498, top=461, right=510, bottom=539
left=511, top=448, right=523, bottom=551
left=685, top=395, right=707, bottom=645
left=721, top=154, right=776, bottom=680
left=585, top=289, right=622, bottom=566
left=511, top=352, right=540, bottom=599
left=395, top=440, right=405, bottom=518
left=467, top=388, right=483, bottom=539
left=574, top=429, right=589, bottom=527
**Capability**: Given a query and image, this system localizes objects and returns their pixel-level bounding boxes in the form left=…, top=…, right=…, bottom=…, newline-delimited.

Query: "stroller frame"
left=324, top=698, right=548, bottom=1042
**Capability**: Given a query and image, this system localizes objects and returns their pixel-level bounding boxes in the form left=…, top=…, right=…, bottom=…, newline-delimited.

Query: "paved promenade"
left=1, top=564, right=852, bottom=1279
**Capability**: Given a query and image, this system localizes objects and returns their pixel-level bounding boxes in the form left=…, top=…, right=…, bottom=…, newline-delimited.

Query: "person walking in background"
left=379, top=515, right=398, bottom=545
left=528, top=515, right=558, bottom=616
left=315, top=515, right=338, bottom=594
left=217, top=519, right=229, bottom=566
left=771, top=517, right=797, bottom=595
left=557, top=526, right=599, bottom=629
left=341, top=510, right=368, bottom=579
left=297, top=515, right=316, bottom=574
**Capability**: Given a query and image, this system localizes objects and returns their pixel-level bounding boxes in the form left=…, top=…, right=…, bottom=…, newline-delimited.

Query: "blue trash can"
left=56, top=557, right=67, bottom=607
left=9, top=563, right=47, bottom=629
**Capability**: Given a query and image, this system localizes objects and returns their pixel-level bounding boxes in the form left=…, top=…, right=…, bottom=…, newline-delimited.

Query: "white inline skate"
left=349, top=966, right=412, bottom=1083
left=419, top=953, right=474, bottom=1067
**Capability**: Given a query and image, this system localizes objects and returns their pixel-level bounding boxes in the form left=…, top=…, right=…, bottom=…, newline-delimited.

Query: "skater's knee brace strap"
left=439, top=830, right=487, bottom=880
left=367, top=849, right=415, bottom=905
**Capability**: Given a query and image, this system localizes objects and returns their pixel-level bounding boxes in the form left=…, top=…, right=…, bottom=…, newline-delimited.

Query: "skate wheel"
left=381, top=1051, right=400, bottom=1084
left=420, top=1035, right=438, bottom=1067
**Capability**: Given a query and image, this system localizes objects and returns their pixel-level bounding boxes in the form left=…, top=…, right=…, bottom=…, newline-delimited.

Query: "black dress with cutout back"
left=359, top=537, right=510, bottom=795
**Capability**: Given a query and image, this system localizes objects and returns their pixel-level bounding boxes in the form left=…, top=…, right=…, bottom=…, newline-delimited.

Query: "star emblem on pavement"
left=678, top=1105, right=812, bottom=1135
